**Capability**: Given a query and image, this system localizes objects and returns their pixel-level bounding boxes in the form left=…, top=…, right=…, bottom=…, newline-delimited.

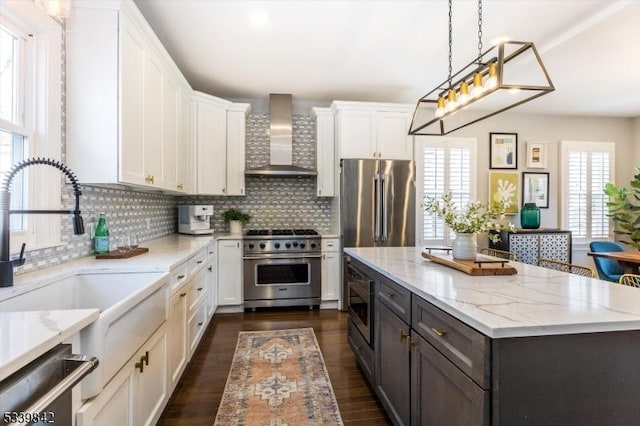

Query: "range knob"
left=300, top=243, right=306, bottom=249
left=274, top=242, right=280, bottom=249
left=293, top=242, right=299, bottom=247
left=285, top=243, right=291, bottom=249
left=259, top=243, right=266, bottom=249
left=248, top=243, right=254, bottom=249
left=310, top=243, right=317, bottom=249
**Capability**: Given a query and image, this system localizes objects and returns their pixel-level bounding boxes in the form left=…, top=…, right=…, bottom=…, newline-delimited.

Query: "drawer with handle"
left=412, top=294, right=490, bottom=389
left=376, top=276, right=411, bottom=324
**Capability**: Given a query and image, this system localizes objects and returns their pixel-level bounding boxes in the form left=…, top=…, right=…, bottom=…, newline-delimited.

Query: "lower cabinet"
left=375, top=300, right=411, bottom=425
left=411, top=330, right=489, bottom=426
left=206, top=243, right=218, bottom=318
left=77, top=324, right=167, bottom=426
left=321, top=251, right=340, bottom=301
left=167, top=289, right=187, bottom=392
left=218, top=238, right=243, bottom=305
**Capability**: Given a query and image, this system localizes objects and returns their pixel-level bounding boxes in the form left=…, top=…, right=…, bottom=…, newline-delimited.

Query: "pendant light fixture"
left=409, top=0, right=554, bottom=136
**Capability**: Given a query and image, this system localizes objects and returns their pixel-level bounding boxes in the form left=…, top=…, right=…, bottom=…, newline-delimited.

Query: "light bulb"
left=445, top=90, right=458, bottom=113
left=471, top=72, right=484, bottom=98
left=458, top=81, right=470, bottom=105
left=434, top=96, right=446, bottom=118
left=484, top=63, right=498, bottom=90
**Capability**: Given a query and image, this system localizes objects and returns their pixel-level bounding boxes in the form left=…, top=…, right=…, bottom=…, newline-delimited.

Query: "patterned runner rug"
left=214, top=328, right=343, bottom=425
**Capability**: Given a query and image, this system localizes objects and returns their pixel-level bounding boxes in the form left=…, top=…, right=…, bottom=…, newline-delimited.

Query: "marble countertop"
left=345, top=246, right=640, bottom=339
left=0, top=309, right=99, bottom=381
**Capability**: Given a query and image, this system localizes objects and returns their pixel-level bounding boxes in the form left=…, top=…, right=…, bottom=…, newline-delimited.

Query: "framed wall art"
left=522, top=172, right=550, bottom=208
left=489, top=171, right=520, bottom=215
left=489, top=132, right=518, bottom=169
left=526, top=141, right=548, bottom=169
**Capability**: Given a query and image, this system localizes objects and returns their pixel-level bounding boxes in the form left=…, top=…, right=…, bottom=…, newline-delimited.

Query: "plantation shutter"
left=418, top=138, right=475, bottom=245
left=561, top=142, right=614, bottom=241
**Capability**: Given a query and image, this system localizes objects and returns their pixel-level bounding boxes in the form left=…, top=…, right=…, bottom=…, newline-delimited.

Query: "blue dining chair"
left=590, top=241, right=626, bottom=282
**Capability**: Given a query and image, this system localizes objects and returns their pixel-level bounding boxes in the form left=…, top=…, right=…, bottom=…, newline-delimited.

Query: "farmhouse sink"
left=0, top=271, right=169, bottom=398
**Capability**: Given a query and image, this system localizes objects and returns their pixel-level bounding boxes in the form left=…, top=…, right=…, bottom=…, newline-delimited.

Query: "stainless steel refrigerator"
left=340, top=158, right=415, bottom=310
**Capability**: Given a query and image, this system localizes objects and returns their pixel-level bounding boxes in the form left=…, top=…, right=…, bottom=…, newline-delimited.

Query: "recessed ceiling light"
left=247, top=8, right=270, bottom=28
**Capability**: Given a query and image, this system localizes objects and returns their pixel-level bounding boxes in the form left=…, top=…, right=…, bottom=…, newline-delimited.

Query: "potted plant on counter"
left=424, top=193, right=515, bottom=260
left=222, top=208, right=252, bottom=235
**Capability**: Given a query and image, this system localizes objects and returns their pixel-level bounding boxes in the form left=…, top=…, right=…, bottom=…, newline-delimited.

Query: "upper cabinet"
left=191, top=92, right=251, bottom=196
left=66, top=0, right=191, bottom=193
left=311, top=107, right=335, bottom=197
left=331, top=101, right=414, bottom=160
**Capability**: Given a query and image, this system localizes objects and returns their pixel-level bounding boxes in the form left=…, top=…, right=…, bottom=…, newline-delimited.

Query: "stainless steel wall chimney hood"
left=245, top=94, right=317, bottom=177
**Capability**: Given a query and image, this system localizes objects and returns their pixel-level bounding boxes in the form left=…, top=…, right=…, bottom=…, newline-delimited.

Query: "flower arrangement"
left=424, top=193, right=515, bottom=243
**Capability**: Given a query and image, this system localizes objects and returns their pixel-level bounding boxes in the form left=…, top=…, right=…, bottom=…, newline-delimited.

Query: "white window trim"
left=559, top=140, right=615, bottom=247
left=414, top=136, right=478, bottom=247
left=1, top=1, right=63, bottom=254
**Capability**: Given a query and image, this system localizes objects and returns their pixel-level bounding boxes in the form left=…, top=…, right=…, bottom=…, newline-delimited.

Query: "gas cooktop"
left=245, top=229, right=319, bottom=237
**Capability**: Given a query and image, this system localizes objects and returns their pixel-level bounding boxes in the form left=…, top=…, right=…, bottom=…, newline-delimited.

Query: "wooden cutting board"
left=96, top=247, right=149, bottom=259
left=422, top=251, right=517, bottom=276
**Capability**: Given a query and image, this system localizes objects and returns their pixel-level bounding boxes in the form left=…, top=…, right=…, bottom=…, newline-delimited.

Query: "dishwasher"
left=0, top=344, right=98, bottom=426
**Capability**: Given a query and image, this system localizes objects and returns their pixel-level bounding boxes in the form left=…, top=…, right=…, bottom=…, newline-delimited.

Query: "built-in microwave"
left=345, top=257, right=374, bottom=347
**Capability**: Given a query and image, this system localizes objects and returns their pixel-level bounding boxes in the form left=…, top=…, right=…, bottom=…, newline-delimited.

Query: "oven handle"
left=243, top=254, right=323, bottom=260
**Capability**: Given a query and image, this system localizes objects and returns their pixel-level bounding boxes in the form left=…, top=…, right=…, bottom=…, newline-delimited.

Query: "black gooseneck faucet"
left=1, top=158, right=85, bottom=287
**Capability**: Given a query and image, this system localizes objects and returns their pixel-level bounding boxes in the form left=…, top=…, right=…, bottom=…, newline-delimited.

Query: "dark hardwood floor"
left=158, top=308, right=390, bottom=425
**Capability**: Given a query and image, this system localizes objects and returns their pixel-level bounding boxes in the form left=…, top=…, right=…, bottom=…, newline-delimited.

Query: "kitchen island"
left=345, top=246, right=640, bottom=426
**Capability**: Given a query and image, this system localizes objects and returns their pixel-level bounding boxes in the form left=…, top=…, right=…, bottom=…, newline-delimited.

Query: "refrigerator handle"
left=381, top=174, right=388, bottom=241
left=374, top=174, right=381, bottom=242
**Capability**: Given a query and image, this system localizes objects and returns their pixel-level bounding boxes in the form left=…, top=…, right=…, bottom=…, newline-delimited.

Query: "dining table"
left=587, top=250, right=640, bottom=274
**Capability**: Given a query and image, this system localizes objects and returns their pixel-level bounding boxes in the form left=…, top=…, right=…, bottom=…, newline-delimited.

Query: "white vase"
left=229, top=220, right=243, bottom=235
left=452, top=233, right=477, bottom=260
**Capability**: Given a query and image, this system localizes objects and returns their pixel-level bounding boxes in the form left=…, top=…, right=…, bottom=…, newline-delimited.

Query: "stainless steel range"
left=243, top=229, right=321, bottom=309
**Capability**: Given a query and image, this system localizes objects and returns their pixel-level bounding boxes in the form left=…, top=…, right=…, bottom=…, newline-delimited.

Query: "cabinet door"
left=321, top=252, right=340, bottom=301
left=176, top=90, right=189, bottom=192
left=119, top=14, right=146, bottom=186
left=142, top=51, right=165, bottom=189
left=509, top=234, right=539, bottom=265
left=226, top=107, right=246, bottom=196
left=206, top=246, right=218, bottom=318
left=377, top=111, right=413, bottom=160
left=76, top=358, right=136, bottom=426
left=167, top=291, right=187, bottom=391
left=162, top=76, right=179, bottom=191
left=411, top=331, right=489, bottom=426
left=375, top=300, right=411, bottom=425
left=137, top=326, right=167, bottom=426
left=337, top=109, right=376, bottom=159
left=540, top=233, right=571, bottom=262
left=217, top=239, right=243, bottom=305
left=196, top=101, right=227, bottom=195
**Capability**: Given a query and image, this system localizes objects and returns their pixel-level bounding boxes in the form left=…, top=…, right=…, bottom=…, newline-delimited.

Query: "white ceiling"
left=133, top=0, right=640, bottom=117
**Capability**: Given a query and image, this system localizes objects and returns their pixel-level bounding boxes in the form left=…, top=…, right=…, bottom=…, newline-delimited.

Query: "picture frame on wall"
left=526, top=141, right=548, bottom=169
left=489, top=171, right=520, bottom=215
left=489, top=133, right=518, bottom=169
left=522, top=172, right=550, bottom=208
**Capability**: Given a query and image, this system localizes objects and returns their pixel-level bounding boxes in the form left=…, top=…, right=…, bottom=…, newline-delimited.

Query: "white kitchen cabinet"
left=332, top=101, right=414, bottom=160
left=312, top=107, right=335, bottom=197
left=321, top=238, right=341, bottom=302
left=218, top=239, right=243, bottom=305
left=166, top=288, right=187, bottom=393
left=206, top=243, right=218, bottom=319
left=66, top=0, right=190, bottom=192
left=77, top=324, right=167, bottom=426
left=192, top=92, right=250, bottom=196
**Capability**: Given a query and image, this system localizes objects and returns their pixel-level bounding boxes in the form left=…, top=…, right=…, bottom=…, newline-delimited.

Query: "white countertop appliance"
left=178, top=205, right=214, bottom=235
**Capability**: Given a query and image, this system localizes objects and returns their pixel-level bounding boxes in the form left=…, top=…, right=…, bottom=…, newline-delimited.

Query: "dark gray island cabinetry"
left=345, top=247, right=640, bottom=426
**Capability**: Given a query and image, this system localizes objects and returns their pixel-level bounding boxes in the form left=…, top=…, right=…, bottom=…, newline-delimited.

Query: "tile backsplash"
left=17, top=113, right=334, bottom=274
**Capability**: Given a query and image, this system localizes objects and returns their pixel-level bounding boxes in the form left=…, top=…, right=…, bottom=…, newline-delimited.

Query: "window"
left=560, top=141, right=615, bottom=243
left=415, top=136, right=477, bottom=246
left=0, top=1, right=63, bottom=253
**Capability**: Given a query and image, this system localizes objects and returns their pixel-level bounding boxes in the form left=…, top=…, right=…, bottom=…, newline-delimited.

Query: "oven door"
left=243, top=254, right=321, bottom=303
left=345, top=262, right=374, bottom=345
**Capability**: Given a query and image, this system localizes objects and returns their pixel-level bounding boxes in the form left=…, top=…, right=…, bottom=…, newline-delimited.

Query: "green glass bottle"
left=520, top=203, right=541, bottom=229
left=94, top=213, right=110, bottom=254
